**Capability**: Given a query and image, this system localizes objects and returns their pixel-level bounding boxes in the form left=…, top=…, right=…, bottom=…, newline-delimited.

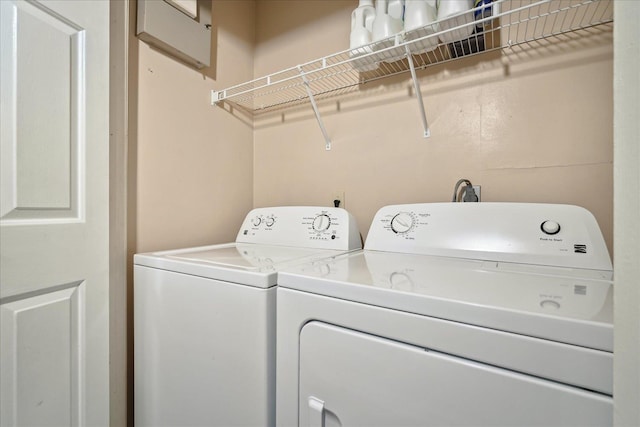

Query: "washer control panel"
left=366, top=203, right=611, bottom=271
left=236, top=206, right=361, bottom=250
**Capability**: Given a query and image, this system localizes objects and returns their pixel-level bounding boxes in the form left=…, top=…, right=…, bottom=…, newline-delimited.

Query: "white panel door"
left=0, top=0, right=109, bottom=425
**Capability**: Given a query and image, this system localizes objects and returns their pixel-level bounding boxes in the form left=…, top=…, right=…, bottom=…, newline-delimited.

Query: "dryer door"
left=299, top=321, right=612, bottom=427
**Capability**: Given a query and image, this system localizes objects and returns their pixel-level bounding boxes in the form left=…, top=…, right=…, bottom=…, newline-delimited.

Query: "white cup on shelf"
left=436, top=0, right=475, bottom=44
left=404, top=0, right=439, bottom=54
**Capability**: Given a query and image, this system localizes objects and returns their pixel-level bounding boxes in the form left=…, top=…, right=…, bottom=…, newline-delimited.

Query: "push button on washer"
left=541, top=220, right=561, bottom=235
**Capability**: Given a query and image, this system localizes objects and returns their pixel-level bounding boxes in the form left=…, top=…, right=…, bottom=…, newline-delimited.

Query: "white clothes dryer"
left=134, top=206, right=361, bottom=427
left=276, top=203, right=613, bottom=427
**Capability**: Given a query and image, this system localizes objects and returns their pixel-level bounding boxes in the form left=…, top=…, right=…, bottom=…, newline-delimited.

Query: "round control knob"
left=391, top=212, right=415, bottom=234
left=312, top=214, right=331, bottom=232
left=252, top=216, right=262, bottom=227
left=541, top=220, right=561, bottom=235
left=265, top=217, right=275, bottom=227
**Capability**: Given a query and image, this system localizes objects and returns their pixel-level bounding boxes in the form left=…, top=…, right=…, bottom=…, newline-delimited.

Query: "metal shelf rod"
left=298, top=66, right=332, bottom=151
left=405, top=45, right=430, bottom=138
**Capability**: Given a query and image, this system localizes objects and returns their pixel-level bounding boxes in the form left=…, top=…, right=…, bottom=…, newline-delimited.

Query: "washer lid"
left=134, top=242, right=352, bottom=288
left=278, top=250, right=613, bottom=351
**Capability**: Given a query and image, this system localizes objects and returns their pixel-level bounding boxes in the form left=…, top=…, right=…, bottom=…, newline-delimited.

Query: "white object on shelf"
left=437, top=0, right=475, bottom=43
left=349, top=0, right=378, bottom=72
left=404, top=0, right=439, bottom=54
left=372, top=0, right=405, bottom=62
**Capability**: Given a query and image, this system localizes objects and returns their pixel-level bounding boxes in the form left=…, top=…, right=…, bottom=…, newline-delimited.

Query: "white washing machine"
left=276, top=203, right=613, bottom=427
left=134, top=206, right=361, bottom=427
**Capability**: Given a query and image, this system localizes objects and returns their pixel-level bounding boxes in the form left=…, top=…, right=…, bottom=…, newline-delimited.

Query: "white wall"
left=134, top=0, right=256, bottom=252
left=613, top=2, right=640, bottom=425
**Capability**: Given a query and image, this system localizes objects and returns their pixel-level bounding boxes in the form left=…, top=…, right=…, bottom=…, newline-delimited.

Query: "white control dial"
left=541, top=220, right=561, bottom=235
left=265, top=216, right=275, bottom=227
left=312, top=214, right=331, bottom=232
left=252, top=216, right=262, bottom=227
left=391, top=212, right=415, bottom=234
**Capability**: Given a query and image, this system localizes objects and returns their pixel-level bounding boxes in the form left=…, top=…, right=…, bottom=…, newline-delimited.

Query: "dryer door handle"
left=308, top=396, right=325, bottom=427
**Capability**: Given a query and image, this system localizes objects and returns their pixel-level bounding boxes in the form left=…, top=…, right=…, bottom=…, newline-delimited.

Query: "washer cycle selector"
left=265, top=216, right=275, bottom=227
left=541, top=220, right=561, bottom=235
left=312, top=214, right=331, bottom=232
left=391, top=212, right=415, bottom=234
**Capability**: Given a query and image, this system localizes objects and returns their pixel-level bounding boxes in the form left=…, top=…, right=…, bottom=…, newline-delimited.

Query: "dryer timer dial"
left=391, top=212, right=415, bottom=234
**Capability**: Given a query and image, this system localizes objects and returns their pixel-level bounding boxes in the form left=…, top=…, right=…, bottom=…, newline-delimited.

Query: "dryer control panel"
left=366, top=203, right=611, bottom=271
left=236, top=206, right=361, bottom=251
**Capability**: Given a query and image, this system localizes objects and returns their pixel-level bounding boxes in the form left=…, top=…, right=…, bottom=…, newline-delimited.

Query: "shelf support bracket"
left=404, top=46, right=431, bottom=138
left=298, top=65, right=332, bottom=150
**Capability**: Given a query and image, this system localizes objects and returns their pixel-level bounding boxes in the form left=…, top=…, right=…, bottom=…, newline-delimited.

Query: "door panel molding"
left=0, top=0, right=86, bottom=225
left=0, top=281, right=86, bottom=426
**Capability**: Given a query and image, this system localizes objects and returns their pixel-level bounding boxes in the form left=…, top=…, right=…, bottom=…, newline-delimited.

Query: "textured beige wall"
left=253, top=0, right=613, bottom=253
left=135, top=0, right=255, bottom=252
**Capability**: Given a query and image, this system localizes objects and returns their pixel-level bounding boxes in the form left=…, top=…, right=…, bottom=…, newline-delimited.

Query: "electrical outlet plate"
left=333, top=190, right=345, bottom=208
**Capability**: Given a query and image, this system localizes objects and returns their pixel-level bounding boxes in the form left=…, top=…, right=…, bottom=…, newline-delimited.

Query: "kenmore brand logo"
left=574, top=244, right=587, bottom=254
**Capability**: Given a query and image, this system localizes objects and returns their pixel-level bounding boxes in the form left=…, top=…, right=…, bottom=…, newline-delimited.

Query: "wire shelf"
left=211, top=0, right=613, bottom=114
